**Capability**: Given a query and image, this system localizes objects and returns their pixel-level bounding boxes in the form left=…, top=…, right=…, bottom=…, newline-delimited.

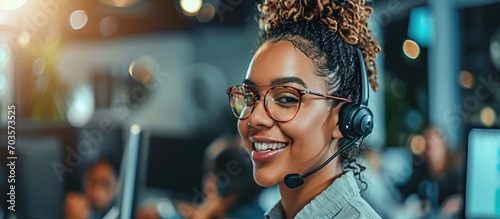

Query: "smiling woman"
left=226, top=0, right=382, bottom=218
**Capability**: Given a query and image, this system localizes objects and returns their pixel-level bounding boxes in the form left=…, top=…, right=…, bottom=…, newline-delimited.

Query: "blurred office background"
left=0, top=0, right=499, bottom=218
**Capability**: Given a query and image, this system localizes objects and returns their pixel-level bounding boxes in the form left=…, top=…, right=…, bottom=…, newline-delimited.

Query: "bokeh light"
left=410, top=135, right=426, bottom=155
left=459, top=70, right=474, bottom=89
left=403, top=39, right=421, bottom=59
left=129, top=55, right=157, bottom=84
left=0, top=0, right=27, bottom=11
left=32, top=57, right=46, bottom=76
left=18, top=31, right=31, bottom=46
left=196, top=3, right=216, bottom=23
left=480, top=107, right=496, bottom=127
left=70, top=10, right=88, bottom=30
left=67, top=84, right=95, bottom=127
left=99, top=16, right=119, bottom=36
left=180, top=0, right=202, bottom=15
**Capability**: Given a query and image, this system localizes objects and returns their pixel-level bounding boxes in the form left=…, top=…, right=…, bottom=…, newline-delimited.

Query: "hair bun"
left=258, top=0, right=381, bottom=91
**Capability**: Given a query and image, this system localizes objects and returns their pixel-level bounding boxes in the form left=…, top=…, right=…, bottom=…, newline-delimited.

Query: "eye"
left=269, top=87, right=301, bottom=106
left=275, top=94, right=299, bottom=104
left=276, top=96, right=299, bottom=104
left=244, top=92, right=254, bottom=102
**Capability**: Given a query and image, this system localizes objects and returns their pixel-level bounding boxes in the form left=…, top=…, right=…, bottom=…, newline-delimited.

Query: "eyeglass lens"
left=229, top=86, right=301, bottom=122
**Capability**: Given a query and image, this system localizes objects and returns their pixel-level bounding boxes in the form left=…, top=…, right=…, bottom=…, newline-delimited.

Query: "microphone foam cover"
left=284, top=174, right=304, bottom=189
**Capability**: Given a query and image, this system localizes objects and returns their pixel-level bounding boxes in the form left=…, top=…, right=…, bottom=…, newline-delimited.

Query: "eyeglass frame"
left=226, top=85, right=352, bottom=123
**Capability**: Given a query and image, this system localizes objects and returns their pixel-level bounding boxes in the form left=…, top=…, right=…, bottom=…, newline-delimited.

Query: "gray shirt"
left=265, top=172, right=381, bottom=219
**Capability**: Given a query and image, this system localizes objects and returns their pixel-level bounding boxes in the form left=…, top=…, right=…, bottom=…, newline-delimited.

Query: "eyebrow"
left=243, top=79, right=255, bottom=85
left=243, top=77, right=308, bottom=88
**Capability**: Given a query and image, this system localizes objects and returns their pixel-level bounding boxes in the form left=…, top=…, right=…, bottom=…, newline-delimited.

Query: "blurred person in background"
left=361, top=146, right=436, bottom=219
left=177, top=135, right=265, bottom=219
left=64, top=155, right=119, bottom=219
left=397, top=126, right=462, bottom=218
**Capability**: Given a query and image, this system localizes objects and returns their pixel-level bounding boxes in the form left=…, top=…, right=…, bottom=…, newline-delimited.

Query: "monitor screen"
left=465, top=128, right=500, bottom=218
left=145, top=135, right=213, bottom=200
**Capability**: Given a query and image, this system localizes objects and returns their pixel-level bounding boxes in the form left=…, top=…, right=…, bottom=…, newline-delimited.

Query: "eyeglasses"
left=226, top=85, right=351, bottom=122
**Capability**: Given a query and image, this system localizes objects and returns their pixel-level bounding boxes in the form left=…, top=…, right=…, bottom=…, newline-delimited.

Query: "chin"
left=93, top=199, right=110, bottom=211
left=253, top=169, right=282, bottom=187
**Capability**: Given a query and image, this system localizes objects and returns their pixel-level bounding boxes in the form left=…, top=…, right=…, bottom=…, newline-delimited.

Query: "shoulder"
left=292, top=171, right=381, bottom=219
left=330, top=172, right=381, bottom=219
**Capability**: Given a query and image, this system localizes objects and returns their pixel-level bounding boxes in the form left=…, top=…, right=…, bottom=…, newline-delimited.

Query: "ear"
left=328, top=102, right=345, bottom=139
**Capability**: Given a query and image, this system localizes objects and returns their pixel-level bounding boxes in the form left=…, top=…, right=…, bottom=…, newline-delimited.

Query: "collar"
left=265, top=171, right=360, bottom=219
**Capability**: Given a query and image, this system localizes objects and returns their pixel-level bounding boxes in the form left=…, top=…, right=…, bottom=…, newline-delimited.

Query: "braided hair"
left=256, top=0, right=381, bottom=189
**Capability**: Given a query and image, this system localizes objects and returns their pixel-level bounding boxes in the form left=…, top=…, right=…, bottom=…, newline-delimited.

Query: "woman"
left=226, top=0, right=381, bottom=218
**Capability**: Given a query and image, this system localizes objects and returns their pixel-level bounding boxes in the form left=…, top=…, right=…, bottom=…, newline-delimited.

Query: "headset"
left=338, top=49, right=374, bottom=140
left=284, top=49, right=374, bottom=189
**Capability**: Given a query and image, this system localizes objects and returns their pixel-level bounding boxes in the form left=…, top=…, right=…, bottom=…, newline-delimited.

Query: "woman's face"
left=238, top=40, right=343, bottom=187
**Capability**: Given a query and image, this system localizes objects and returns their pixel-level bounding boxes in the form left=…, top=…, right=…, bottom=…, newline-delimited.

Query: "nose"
left=247, top=97, right=274, bottom=129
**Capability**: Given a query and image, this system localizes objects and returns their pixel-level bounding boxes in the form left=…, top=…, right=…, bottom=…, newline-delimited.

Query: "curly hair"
left=255, top=0, right=381, bottom=189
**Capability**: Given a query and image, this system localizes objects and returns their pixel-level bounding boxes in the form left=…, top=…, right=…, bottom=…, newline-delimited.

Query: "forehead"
left=88, top=162, right=115, bottom=177
left=245, top=40, right=324, bottom=89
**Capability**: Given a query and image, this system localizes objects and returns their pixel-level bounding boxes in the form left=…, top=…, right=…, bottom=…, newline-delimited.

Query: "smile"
left=253, top=142, right=288, bottom=152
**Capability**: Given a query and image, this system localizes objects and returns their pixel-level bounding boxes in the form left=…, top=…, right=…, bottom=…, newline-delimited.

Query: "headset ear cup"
left=339, top=103, right=358, bottom=140
left=339, top=103, right=375, bottom=140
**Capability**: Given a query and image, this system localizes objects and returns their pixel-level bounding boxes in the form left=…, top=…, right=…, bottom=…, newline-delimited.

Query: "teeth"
left=254, top=142, right=287, bottom=151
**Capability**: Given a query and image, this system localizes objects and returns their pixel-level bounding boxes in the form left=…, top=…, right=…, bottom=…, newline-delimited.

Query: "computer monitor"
left=114, top=127, right=210, bottom=219
left=465, top=128, right=500, bottom=218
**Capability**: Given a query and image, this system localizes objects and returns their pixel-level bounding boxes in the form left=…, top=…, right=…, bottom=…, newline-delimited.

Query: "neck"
left=278, top=156, right=343, bottom=219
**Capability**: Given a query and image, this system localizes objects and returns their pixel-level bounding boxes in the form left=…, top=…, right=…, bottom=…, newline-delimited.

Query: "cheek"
left=237, top=120, right=253, bottom=151
left=237, top=120, right=247, bottom=137
left=283, top=108, right=330, bottom=143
